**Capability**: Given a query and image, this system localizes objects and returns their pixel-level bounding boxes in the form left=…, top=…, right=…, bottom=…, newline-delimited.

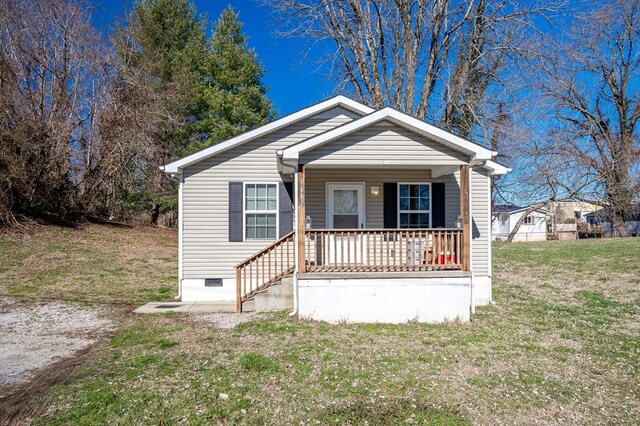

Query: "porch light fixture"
left=455, top=215, right=463, bottom=229
left=305, top=215, right=312, bottom=229
left=370, top=186, right=380, bottom=196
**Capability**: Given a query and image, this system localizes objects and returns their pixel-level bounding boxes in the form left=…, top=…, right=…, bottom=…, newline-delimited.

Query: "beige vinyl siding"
left=301, top=120, right=468, bottom=166
left=181, top=107, right=361, bottom=279
left=470, top=167, right=490, bottom=276
left=305, top=169, right=461, bottom=229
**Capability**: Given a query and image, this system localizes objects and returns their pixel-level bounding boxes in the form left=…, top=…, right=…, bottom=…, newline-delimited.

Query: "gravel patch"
left=0, top=298, right=114, bottom=394
left=192, top=312, right=257, bottom=329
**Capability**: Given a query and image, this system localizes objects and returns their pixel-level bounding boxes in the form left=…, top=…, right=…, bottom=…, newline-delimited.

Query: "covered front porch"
left=234, top=164, right=473, bottom=314
left=294, top=164, right=472, bottom=274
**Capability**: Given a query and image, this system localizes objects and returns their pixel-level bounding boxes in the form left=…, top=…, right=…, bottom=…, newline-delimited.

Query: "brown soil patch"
left=0, top=340, right=103, bottom=425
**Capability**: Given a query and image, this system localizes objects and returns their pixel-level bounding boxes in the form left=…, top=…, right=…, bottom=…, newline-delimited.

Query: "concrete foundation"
left=297, top=272, right=471, bottom=324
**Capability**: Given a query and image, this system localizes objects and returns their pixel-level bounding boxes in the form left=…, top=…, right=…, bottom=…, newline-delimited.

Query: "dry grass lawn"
left=0, top=225, right=637, bottom=425
left=0, top=223, right=177, bottom=305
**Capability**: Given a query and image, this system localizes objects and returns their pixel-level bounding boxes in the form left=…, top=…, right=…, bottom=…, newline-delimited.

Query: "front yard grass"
left=0, top=224, right=177, bottom=305
left=3, top=227, right=638, bottom=424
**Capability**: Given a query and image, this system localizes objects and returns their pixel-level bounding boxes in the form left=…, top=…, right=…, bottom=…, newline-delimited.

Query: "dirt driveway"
left=0, top=297, right=115, bottom=424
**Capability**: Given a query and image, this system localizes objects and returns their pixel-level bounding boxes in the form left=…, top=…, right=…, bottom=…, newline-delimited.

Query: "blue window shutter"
left=279, top=182, right=293, bottom=237
left=432, top=182, right=446, bottom=227
left=229, top=182, right=243, bottom=242
left=383, top=183, right=397, bottom=228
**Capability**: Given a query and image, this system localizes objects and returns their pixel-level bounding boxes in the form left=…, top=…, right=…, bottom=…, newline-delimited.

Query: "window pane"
left=400, top=213, right=409, bottom=227
left=267, top=226, right=276, bottom=239
left=256, top=226, right=267, bottom=239
left=399, top=184, right=408, bottom=198
left=419, top=213, right=429, bottom=226
left=246, top=184, right=277, bottom=212
left=410, top=198, right=419, bottom=210
left=400, top=197, right=409, bottom=210
left=419, top=185, right=429, bottom=198
left=245, top=214, right=276, bottom=239
left=419, top=197, right=430, bottom=210
left=410, top=185, right=419, bottom=197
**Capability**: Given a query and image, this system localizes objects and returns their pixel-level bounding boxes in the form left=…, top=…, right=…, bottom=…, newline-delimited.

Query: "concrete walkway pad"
left=134, top=301, right=236, bottom=314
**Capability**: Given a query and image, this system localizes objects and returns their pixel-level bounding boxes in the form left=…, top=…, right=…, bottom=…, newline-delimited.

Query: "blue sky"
left=92, top=0, right=332, bottom=116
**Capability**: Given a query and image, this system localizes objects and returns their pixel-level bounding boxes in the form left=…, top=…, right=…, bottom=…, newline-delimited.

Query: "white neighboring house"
left=161, top=95, right=510, bottom=323
left=492, top=205, right=549, bottom=242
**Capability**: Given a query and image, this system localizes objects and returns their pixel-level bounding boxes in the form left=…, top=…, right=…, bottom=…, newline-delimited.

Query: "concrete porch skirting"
left=297, top=271, right=471, bottom=324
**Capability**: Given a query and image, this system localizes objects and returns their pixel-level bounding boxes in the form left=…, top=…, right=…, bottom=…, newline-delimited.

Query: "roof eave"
left=161, top=95, right=373, bottom=173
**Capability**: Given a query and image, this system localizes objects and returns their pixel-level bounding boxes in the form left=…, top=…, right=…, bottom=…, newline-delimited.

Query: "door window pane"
left=333, top=189, right=359, bottom=229
left=334, top=190, right=358, bottom=214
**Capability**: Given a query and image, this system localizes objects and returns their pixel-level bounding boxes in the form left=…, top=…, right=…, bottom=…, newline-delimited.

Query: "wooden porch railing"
left=235, top=231, right=295, bottom=312
left=304, top=228, right=463, bottom=272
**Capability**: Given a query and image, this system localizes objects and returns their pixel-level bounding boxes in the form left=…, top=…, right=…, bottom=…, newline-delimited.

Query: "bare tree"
left=0, top=0, right=165, bottom=226
left=535, top=0, right=640, bottom=236
left=269, top=0, right=561, bottom=143
left=0, top=0, right=99, bottom=223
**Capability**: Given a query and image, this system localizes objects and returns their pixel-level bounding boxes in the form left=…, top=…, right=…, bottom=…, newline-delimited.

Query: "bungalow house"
left=161, top=96, right=509, bottom=323
left=492, top=205, right=550, bottom=242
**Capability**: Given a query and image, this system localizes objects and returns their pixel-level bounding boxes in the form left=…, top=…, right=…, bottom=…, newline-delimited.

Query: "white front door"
left=325, top=183, right=366, bottom=266
left=326, top=183, right=365, bottom=229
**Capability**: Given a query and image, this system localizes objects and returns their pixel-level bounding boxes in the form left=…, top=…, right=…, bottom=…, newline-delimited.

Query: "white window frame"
left=243, top=182, right=279, bottom=241
left=325, top=182, right=366, bottom=228
left=523, top=215, right=535, bottom=225
left=397, top=182, right=432, bottom=229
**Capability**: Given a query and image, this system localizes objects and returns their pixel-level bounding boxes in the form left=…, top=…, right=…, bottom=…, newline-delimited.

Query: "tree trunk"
left=150, top=203, right=161, bottom=226
left=609, top=211, right=627, bottom=237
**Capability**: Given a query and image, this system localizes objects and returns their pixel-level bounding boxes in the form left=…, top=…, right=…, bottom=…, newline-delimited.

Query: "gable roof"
left=503, top=205, right=551, bottom=215
left=493, top=204, right=521, bottom=213
left=280, top=107, right=497, bottom=163
left=161, top=95, right=374, bottom=174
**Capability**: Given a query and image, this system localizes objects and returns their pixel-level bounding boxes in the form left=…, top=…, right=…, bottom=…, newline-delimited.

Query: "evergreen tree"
left=185, top=6, right=275, bottom=154
left=113, top=1, right=274, bottom=223
left=116, top=0, right=208, bottom=157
